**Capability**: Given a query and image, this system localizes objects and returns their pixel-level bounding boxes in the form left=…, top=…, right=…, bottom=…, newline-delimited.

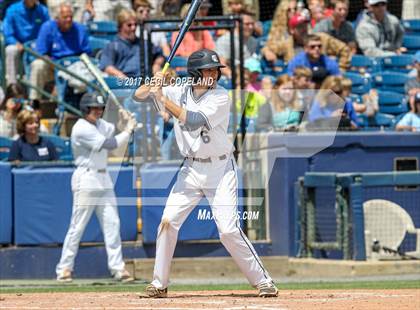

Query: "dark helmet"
left=79, top=91, right=107, bottom=115
left=187, top=49, right=225, bottom=81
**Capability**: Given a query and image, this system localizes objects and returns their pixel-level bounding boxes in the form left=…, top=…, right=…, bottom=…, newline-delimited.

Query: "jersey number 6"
left=200, top=131, right=211, bottom=144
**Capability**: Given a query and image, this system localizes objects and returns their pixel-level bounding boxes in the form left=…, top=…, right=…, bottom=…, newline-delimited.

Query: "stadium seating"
left=87, top=21, right=117, bottom=41
left=88, top=36, right=111, bottom=59
left=261, top=58, right=286, bottom=77
left=380, top=55, right=414, bottom=73
left=357, top=112, right=395, bottom=129
left=170, top=56, right=188, bottom=77
left=402, top=19, right=420, bottom=34
left=40, top=134, right=73, bottom=161
left=376, top=90, right=409, bottom=115
left=343, top=72, right=371, bottom=95
left=403, top=35, right=420, bottom=54
left=0, top=137, right=13, bottom=161
left=372, top=71, right=409, bottom=94
left=349, top=55, right=380, bottom=74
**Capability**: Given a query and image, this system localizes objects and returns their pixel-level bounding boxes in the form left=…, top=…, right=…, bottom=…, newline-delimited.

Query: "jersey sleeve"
left=196, top=89, right=230, bottom=130
left=162, top=85, right=183, bottom=107
left=73, top=124, right=106, bottom=152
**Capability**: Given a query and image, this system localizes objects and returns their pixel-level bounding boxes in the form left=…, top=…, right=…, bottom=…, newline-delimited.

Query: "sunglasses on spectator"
left=308, top=44, right=322, bottom=49
left=125, top=22, right=137, bottom=27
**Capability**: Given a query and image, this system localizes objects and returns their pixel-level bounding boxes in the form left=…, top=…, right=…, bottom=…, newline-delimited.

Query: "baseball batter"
left=133, top=49, right=278, bottom=298
left=56, top=92, right=137, bottom=283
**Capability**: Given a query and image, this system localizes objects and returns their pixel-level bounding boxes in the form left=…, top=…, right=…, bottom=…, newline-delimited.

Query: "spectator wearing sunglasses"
left=287, top=34, right=340, bottom=88
left=356, top=0, right=405, bottom=57
left=0, top=83, right=26, bottom=138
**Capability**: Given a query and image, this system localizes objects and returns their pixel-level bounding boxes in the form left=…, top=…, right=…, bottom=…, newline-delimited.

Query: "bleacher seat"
left=41, top=134, right=73, bottom=161
left=358, top=112, right=395, bottom=129
left=170, top=56, right=188, bottom=77
left=343, top=72, right=371, bottom=95
left=377, top=90, right=409, bottom=115
left=372, top=71, right=409, bottom=94
left=349, top=55, right=379, bottom=74
left=0, top=137, right=13, bottom=161
left=402, top=19, right=420, bottom=34
left=380, top=55, right=414, bottom=73
left=88, top=36, right=111, bottom=58
left=87, top=21, right=117, bottom=40
left=403, top=35, right=420, bottom=54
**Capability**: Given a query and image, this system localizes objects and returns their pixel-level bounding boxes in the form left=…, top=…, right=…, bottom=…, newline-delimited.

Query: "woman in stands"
left=0, top=83, right=25, bottom=138
left=396, top=93, right=420, bottom=132
left=257, top=75, right=301, bottom=131
left=8, top=109, right=58, bottom=162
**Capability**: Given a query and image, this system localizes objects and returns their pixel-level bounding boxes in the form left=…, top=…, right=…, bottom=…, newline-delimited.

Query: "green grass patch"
left=1, top=280, right=419, bottom=294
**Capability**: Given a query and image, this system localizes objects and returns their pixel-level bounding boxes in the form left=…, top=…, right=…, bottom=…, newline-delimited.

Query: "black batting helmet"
left=79, top=91, right=107, bottom=115
left=187, top=49, right=225, bottom=81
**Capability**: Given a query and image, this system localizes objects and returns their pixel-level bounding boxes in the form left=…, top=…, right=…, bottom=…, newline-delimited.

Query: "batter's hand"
left=125, top=116, right=137, bottom=133
left=150, top=71, right=164, bottom=102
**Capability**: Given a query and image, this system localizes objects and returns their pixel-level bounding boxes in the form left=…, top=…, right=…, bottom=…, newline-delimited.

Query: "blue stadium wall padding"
left=13, top=165, right=137, bottom=245
left=140, top=163, right=244, bottom=244
left=0, top=163, right=12, bottom=244
left=349, top=182, right=366, bottom=260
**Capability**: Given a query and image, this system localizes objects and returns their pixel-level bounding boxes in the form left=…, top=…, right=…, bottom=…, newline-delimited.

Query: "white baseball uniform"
left=56, top=118, right=126, bottom=276
left=150, top=84, right=273, bottom=289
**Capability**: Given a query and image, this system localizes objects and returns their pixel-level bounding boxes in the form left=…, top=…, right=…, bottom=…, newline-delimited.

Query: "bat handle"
left=162, top=62, right=170, bottom=74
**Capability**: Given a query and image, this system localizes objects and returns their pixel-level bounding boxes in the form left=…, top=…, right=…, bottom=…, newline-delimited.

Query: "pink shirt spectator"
left=171, top=31, right=215, bottom=57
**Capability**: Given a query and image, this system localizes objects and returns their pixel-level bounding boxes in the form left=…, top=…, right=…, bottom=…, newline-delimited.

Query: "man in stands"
left=29, top=3, right=91, bottom=100
left=405, top=52, right=420, bottom=112
left=356, top=0, right=405, bottom=57
left=313, top=0, right=356, bottom=54
left=216, top=7, right=258, bottom=79
left=262, top=11, right=351, bottom=72
left=4, top=0, right=49, bottom=85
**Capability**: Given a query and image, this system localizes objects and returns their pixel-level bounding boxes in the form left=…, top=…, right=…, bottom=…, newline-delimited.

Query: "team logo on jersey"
left=212, top=55, right=219, bottom=63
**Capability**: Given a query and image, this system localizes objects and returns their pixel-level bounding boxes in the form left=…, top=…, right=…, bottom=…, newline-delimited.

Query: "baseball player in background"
left=56, top=92, right=137, bottom=283
left=133, top=49, right=278, bottom=298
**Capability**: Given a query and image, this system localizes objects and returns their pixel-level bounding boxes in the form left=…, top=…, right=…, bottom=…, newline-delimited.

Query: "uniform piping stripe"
left=198, top=111, right=212, bottom=130
left=231, top=159, right=269, bottom=281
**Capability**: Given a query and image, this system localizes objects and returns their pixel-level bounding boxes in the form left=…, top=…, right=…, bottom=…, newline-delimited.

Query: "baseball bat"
left=161, top=0, right=203, bottom=74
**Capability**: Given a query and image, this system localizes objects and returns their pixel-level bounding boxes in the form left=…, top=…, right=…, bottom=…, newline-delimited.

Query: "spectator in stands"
left=216, top=8, right=258, bottom=79
left=341, top=77, right=367, bottom=114
left=8, top=109, right=58, bottom=162
left=355, top=0, right=405, bottom=57
left=262, top=11, right=351, bottom=72
left=396, top=93, right=420, bottom=132
left=287, top=34, right=341, bottom=88
left=99, top=9, right=142, bottom=78
left=257, top=75, right=301, bottom=132
left=4, top=0, right=49, bottom=85
left=313, top=0, right=356, bottom=54
left=0, top=83, right=25, bottom=138
left=161, top=0, right=182, bottom=17
left=308, top=0, right=331, bottom=28
left=308, top=76, right=358, bottom=129
left=198, top=0, right=216, bottom=27
left=29, top=3, right=91, bottom=100
left=244, top=57, right=263, bottom=93
left=292, top=66, right=315, bottom=112
left=171, top=4, right=215, bottom=57
left=267, top=0, right=298, bottom=42
left=405, top=52, right=420, bottom=111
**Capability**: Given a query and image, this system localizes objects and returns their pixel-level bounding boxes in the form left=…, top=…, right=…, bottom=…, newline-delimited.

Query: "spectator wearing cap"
left=356, top=0, right=405, bottom=57
left=100, top=9, right=144, bottom=78
left=244, top=58, right=263, bottom=93
left=262, top=11, right=351, bottom=71
left=405, top=52, right=420, bottom=112
left=216, top=8, right=258, bottom=79
left=396, top=93, right=420, bottom=132
left=313, top=0, right=356, bottom=54
left=171, top=4, right=215, bottom=58
left=3, top=0, right=49, bottom=85
left=287, top=34, right=341, bottom=88
left=29, top=3, right=91, bottom=100
left=8, top=109, right=58, bottom=162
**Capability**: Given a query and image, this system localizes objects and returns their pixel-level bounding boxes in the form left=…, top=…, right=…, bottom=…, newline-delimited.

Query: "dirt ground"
left=0, top=289, right=419, bottom=310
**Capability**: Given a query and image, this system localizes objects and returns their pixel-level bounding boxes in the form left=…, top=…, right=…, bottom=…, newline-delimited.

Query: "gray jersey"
left=162, top=84, right=233, bottom=158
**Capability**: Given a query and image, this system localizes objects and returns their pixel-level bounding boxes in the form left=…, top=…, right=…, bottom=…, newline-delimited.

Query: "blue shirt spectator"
left=3, top=0, right=49, bottom=46
left=8, top=135, right=58, bottom=161
left=100, top=36, right=140, bottom=77
left=287, top=51, right=340, bottom=77
left=35, top=19, right=91, bottom=59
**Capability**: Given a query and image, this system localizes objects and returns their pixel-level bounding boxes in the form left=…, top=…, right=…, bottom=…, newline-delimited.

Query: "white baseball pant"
left=151, top=157, right=273, bottom=289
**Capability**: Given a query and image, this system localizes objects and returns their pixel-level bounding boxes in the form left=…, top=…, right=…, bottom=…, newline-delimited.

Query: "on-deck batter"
left=133, top=49, right=278, bottom=298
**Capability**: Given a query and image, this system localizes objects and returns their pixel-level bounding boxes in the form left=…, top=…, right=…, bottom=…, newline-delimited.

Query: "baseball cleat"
left=257, top=281, right=279, bottom=297
left=113, top=269, right=135, bottom=283
left=56, top=269, right=73, bottom=283
left=145, top=284, right=168, bottom=298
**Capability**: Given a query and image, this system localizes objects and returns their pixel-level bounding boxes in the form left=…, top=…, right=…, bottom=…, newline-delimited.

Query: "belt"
left=187, top=154, right=227, bottom=163
left=87, top=168, right=107, bottom=173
